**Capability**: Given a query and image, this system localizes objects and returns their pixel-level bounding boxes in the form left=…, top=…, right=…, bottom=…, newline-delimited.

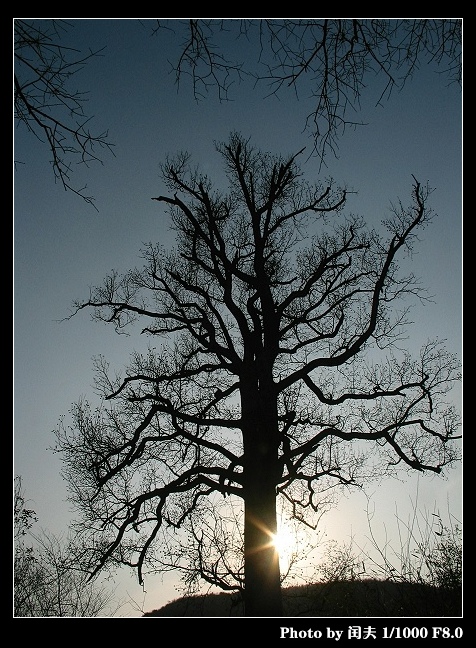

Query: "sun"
left=271, top=524, right=296, bottom=560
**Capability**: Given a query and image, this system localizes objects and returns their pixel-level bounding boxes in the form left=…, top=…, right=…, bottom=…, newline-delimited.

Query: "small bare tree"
left=14, top=476, right=116, bottom=617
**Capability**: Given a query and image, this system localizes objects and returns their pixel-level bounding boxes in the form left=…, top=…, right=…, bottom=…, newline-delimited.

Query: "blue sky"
left=14, top=19, right=462, bottom=616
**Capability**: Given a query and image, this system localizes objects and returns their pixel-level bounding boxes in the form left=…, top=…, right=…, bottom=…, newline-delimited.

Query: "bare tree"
left=14, top=476, right=117, bottom=617
left=14, top=19, right=114, bottom=208
left=55, top=133, right=461, bottom=616
left=153, top=19, right=462, bottom=162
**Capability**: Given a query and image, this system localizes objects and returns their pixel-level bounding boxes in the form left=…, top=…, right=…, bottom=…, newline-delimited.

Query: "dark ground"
left=143, top=579, right=462, bottom=617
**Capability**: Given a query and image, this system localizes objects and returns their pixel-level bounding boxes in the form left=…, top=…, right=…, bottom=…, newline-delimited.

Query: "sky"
left=13, top=19, right=462, bottom=618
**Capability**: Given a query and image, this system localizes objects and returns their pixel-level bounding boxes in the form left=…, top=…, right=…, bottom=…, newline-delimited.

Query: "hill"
left=143, top=579, right=461, bottom=617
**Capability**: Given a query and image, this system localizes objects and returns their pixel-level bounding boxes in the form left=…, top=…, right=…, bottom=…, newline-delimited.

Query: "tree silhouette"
left=55, top=133, right=461, bottom=616
left=153, top=19, right=461, bottom=162
left=14, top=19, right=114, bottom=208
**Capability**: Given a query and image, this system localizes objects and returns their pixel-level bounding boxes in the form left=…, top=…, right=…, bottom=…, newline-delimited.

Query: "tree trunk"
left=243, top=472, right=282, bottom=616
left=242, top=379, right=283, bottom=617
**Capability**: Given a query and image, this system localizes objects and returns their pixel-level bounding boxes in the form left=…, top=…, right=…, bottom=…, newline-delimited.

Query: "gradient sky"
left=14, top=19, right=462, bottom=617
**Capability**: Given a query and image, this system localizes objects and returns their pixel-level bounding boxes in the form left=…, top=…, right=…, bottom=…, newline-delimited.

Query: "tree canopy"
left=14, top=19, right=114, bottom=207
left=14, top=19, right=461, bottom=205
left=153, top=19, right=461, bottom=161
